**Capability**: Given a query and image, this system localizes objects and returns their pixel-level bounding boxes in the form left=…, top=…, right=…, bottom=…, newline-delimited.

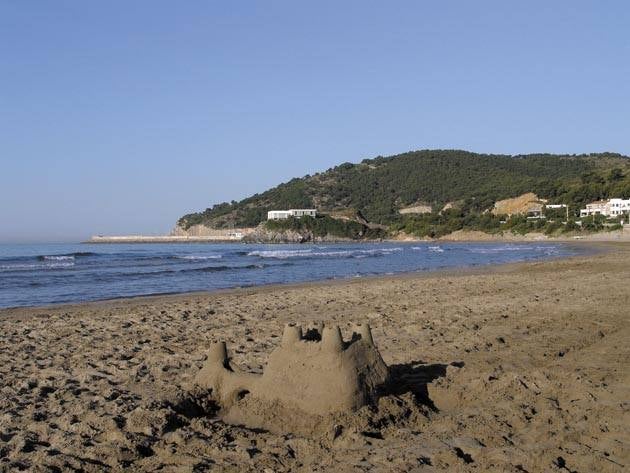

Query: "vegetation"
left=178, top=149, right=630, bottom=238
left=390, top=211, right=624, bottom=239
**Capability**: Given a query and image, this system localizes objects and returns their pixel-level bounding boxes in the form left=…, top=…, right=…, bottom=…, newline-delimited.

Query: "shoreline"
left=0, top=240, right=612, bottom=317
left=0, top=240, right=604, bottom=317
left=84, top=226, right=630, bottom=244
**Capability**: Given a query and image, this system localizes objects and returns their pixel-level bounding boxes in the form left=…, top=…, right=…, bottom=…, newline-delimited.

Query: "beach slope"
left=0, top=243, right=628, bottom=472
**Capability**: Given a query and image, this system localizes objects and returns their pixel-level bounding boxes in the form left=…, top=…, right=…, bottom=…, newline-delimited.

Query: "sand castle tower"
left=195, top=323, right=389, bottom=425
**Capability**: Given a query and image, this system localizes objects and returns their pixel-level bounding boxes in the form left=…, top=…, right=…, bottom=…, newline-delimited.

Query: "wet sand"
left=1, top=242, right=629, bottom=472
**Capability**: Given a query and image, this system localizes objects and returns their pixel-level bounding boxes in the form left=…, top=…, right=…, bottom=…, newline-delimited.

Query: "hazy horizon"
left=2, top=1, right=629, bottom=242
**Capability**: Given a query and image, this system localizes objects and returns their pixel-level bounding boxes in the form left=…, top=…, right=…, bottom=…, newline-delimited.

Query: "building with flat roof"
left=580, top=198, right=630, bottom=217
left=267, top=209, right=317, bottom=220
left=608, top=198, right=630, bottom=217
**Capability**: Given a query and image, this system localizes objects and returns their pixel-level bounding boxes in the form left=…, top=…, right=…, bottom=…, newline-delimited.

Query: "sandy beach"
left=1, top=242, right=629, bottom=472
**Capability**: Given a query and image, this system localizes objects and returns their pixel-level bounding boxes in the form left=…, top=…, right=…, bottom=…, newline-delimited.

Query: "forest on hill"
left=178, top=150, right=630, bottom=238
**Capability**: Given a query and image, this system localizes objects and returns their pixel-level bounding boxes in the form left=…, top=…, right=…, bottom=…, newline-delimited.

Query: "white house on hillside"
left=608, top=198, right=630, bottom=217
left=580, top=198, right=630, bottom=217
left=267, top=209, right=317, bottom=220
left=580, top=200, right=607, bottom=216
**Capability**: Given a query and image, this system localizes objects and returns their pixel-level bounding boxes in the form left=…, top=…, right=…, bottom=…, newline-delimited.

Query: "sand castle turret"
left=195, top=322, right=389, bottom=426
left=282, top=323, right=302, bottom=346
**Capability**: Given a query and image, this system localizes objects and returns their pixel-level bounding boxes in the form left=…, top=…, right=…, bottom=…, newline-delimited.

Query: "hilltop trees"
left=177, top=150, right=630, bottom=234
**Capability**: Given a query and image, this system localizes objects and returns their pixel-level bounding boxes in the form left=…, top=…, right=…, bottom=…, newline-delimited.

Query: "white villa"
left=608, top=198, right=630, bottom=217
left=580, top=198, right=630, bottom=217
left=267, top=209, right=317, bottom=220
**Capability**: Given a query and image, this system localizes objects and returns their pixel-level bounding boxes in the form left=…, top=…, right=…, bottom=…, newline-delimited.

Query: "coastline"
left=1, top=242, right=628, bottom=471
left=1, top=240, right=597, bottom=312
left=85, top=227, right=630, bottom=244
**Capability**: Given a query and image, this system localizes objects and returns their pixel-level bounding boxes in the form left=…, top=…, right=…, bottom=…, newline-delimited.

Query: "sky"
left=1, top=1, right=629, bottom=242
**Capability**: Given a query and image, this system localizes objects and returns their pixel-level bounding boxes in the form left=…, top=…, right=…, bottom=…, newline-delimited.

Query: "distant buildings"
left=267, top=209, right=317, bottom=220
left=580, top=198, right=630, bottom=217
left=528, top=204, right=567, bottom=219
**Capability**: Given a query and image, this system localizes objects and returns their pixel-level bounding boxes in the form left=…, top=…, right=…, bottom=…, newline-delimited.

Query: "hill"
left=178, top=150, right=630, bottom=235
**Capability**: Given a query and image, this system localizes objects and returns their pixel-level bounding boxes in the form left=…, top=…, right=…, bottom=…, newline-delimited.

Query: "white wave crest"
left=177, top=255, right=222, bottom=260
left=247, top=249, right=314, bottom=259
left=467, top=245, right=557, bottom=254
left=0, top=262, right=75, bottom=271
left=248, top=247, right=403, bottom=259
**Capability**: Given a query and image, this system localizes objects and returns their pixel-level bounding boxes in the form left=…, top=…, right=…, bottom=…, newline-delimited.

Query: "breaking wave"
left=37, top=252, right=97, bottom=261
left=39, top=255, right=75, bottom=261
left=0, top=262, right=75, bottom=272
left=247, top=247, right=403, bottom=259
left=0, top=242, right=579, bottom=308
left=467, top=245, right=559, bottom=254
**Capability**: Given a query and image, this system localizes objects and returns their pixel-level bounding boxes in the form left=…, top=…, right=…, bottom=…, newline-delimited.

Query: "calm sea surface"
left=0, top=242, right=581, bottom=308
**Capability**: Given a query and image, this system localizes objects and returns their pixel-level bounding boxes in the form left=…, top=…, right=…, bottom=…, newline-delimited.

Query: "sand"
left=0, top=242, right=629, bottom=472
left=195, top=323, right=390, bottom=436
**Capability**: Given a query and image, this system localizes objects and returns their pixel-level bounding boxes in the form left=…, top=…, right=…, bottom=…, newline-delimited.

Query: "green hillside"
left=178, top=150, right=630, bottom=233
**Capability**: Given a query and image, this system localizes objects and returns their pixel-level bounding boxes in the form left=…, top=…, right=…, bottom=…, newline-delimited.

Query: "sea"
left=0, top=242, right=582, bottom=309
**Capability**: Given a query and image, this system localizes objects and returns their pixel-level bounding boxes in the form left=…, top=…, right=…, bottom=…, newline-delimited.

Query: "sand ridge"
left=0, top=243, right=629, bottom=471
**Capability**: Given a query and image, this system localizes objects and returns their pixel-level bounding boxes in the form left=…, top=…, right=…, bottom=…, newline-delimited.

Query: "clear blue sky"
left=1, top=1, right=629, bottom=242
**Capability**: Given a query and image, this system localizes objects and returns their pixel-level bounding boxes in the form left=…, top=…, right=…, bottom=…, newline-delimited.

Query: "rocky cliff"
left=242, top=224, right=356, bottom=244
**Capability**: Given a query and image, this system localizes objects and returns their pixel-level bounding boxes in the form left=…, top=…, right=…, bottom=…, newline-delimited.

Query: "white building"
left=267, top=210, right=292, bottom=220
left=580, top=198, right=630, bottom=217
left=608, top=198, right=630, bottom=217
left=267, top=209, right=317, bottom=220
left=580, top=200, right=607, bottom=217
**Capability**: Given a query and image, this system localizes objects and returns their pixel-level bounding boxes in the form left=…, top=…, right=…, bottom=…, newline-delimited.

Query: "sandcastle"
left=195, top=322, right=389, bottom=423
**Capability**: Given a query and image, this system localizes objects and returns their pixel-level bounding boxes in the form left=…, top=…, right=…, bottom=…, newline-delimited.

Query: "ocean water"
left=0, top=242, right=581, bottom=309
